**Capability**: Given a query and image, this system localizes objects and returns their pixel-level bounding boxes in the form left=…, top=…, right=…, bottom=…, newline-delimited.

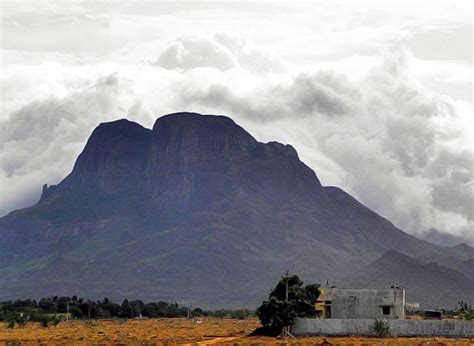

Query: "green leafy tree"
left=256, top=274, right=320, bottom=333
left=192, top=308, right=204, bottom=317
left=70, top=306, right=83, bottom=318
left=119, top=299, right=133, bottom=318
left=456, top=301, right=474, bottom=320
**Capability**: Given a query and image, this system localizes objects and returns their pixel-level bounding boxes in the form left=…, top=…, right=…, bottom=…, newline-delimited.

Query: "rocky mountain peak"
left=152, top=112, right=257, bottom=153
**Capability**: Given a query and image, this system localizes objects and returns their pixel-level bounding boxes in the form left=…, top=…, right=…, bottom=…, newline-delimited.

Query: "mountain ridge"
left=0, top=112, right=472, bottom=308
left=344, top=250, right=474, bottom=307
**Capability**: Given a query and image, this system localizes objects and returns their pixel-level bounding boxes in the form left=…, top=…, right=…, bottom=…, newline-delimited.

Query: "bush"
left=35, top=315, right=52, bottom=328
left=51, top=315, right=62, bottom=326
left=15, top=314, right=27, bottom=327
left=7, top=320, right=15, bottom=329
left=370, top=319, right=391, bottom=337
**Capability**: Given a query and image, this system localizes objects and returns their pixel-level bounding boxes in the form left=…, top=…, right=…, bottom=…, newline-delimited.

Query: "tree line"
left=0, top=296, right=254, bottom=327
left=0, top=274, right=320, bottom=331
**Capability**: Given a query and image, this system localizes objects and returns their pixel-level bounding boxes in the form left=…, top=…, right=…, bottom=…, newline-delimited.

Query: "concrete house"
left=296, top=287, right=473, bottom=337
left=315, top=287, right=406, bottom=320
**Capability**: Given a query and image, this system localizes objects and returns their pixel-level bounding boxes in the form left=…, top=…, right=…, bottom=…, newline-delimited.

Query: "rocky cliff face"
left=0, top=112, right=472, bottom=308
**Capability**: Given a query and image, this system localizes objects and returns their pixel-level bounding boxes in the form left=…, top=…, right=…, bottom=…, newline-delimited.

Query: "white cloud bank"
left=175, top=48, right=473, bottom=243
left=157, top=34, right=286, bottom=73
left=1, top=1, right=472, bottom=245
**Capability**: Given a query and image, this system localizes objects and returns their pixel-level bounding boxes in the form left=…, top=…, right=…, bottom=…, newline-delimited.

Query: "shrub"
left=370, top=319, right=391, bottom=337
left=51, top=315, right=62, bottom=326
left=15, top=314, right=27, bottom=327
left=35, top=315, right=51, bottom=328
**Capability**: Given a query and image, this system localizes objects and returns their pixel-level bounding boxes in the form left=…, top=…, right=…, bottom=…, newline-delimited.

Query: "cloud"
left=1, top=42, right=472, bottom=245
left=156, top=34, right=287, bottom=73
left=157, top=36, right=239, bottom=71
left=0, top=73, right=140, bottom=215
left=1, top=1, right=472, bottom=245
left=176, top=50, right=474, bottom=243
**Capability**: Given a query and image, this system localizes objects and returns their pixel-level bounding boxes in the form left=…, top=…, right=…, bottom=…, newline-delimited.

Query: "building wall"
left=293, top=318, right=474, bottom=338
left=329, top=288, right=405, bottom=319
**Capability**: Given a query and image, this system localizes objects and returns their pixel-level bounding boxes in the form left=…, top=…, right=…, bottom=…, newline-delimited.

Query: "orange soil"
left=0, top=318, right=472, bottom=345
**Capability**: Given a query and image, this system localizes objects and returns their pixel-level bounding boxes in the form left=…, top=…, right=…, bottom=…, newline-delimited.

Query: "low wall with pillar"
left=293, top=318, right=474, bottom=338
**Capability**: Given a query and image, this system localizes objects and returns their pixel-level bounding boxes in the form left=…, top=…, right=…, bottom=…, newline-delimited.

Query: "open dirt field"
left=0, top=318, right=472, bottom=345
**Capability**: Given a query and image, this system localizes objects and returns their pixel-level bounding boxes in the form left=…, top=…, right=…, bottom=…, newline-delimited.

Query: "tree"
left=456, top=301, right=474, bottom=320
left=256, top=273, right=320, bottom=334
left=119, top=299, right=133, bottom=318
left=192, top=308, right=204, bottom=317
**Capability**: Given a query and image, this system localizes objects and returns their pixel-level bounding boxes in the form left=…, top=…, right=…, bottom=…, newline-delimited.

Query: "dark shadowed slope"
left=0, top=112, right=472, bottom=307
left=343, top=250, right=474, bottom=308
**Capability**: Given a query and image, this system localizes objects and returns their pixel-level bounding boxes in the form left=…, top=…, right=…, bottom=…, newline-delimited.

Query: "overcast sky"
left=1, top=0, right=473, bottom=245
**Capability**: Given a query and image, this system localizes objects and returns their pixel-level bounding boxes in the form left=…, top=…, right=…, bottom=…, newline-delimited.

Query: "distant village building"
left=315, top=287, right=406, bottom=319
left=405, top=302, right=420, bottom=312
left=423, top=310, right=443, bottom=320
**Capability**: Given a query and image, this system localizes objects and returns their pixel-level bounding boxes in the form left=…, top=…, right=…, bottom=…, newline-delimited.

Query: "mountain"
left=0, top=112, right=472, bottom=308
left=418, top=229, right=473, bottom=247
left=343, top=250, right=474, bottom=308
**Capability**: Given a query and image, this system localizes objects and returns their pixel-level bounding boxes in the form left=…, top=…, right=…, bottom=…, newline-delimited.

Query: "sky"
left=0, top=0, right=473, bottom=245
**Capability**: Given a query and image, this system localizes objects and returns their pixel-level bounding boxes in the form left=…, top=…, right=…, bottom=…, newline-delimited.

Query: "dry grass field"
left=0, top=318, right=472, bottom=345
